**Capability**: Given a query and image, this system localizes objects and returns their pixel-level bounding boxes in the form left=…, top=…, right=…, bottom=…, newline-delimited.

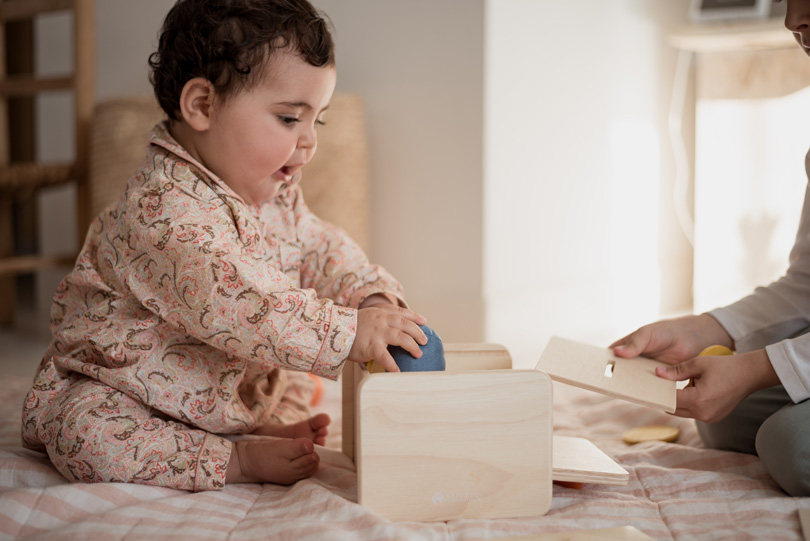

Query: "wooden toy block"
left=552, top=435, right=628, bottom=485
left=342, top=343, right=628, bottom=522
left=345, top=343, right=552, bottom=522
left=536, top=336, right=677, bottom=413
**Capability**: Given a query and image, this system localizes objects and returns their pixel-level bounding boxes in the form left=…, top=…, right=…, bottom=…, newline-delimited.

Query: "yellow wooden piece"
left=622, top=425, right=680, bottom=445
left=365, top=360, right=386, bottom=373
left=699, top=345, right=734, bottom=357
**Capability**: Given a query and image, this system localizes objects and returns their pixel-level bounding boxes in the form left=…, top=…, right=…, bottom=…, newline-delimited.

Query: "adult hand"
left=347, top=303, right=427, bottom=372
left=655, top=349, right=779, bottom=423
left=611, top=313, right=733, bottom=363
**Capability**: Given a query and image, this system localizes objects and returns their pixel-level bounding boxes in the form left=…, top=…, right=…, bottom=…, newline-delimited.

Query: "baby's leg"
left=34, top=376, right=230, bottom=491
left=252, top=370, right=331, bottom=446
left=252, top=412, right=331, bottom=446
left=226, top=437, right=320, bottom=485
left=755, top=397, right=810, bottom=496
left=35, top=376, right=321, bottom=490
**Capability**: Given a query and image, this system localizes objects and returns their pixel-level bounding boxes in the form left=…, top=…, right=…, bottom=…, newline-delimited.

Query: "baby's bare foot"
left=252, top=413, right=331, bottom=446
left=227, top=437, right=320, bottom=485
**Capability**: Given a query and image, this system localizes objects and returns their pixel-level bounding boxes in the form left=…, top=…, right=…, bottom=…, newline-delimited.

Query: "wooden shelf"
left=0, top=0, right=73, bottom=22
left=0, top=75, right=74, bottom=97
left=0, top=255, right=75, bottom=275
left=669, top=18, right=795, bottom=52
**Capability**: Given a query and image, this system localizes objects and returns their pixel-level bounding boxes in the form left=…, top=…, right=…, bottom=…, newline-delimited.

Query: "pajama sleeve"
left=108, top=180, right=355, bottom=381
left=709, top=151, right=810, bottom=403
left=292, top=187, right=406, bottom=308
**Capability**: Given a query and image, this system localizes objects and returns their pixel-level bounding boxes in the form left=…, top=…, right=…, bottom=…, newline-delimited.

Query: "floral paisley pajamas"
left=22, top=122, right=404, bottom=491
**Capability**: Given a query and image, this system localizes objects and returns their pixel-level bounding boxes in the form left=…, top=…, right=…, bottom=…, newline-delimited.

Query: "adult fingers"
left=671, top=386, right=698, bottom=418
left=655, top=360, right=701, bottom=382
left=611, top=327, right=653, bottom=359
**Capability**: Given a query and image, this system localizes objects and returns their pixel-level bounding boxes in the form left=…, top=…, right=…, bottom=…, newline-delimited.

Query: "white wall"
left=311, top=0, right=486, bottom=342
left=484, top=0, right=692, bottom=367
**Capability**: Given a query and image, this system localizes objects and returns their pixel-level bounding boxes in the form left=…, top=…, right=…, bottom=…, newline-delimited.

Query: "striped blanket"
left=1, top=374, right=807, bottom=540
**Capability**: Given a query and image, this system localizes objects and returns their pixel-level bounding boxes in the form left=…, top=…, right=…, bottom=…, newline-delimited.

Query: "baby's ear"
left=178, top=77, right=215, bottom=132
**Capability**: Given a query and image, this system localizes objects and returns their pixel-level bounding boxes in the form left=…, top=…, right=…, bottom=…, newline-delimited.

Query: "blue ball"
left=388, top=324, right=446, bottom=372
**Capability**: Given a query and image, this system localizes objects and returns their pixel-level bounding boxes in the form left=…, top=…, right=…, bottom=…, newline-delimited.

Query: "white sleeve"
left=709, top=149, right=810, bottom=403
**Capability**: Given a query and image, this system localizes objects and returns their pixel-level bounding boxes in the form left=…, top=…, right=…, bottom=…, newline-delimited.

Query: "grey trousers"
left=697, top=386, right=810, bottom=496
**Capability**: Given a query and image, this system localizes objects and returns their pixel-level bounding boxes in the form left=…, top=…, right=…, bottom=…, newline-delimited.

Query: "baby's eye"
left=278, top=116, right=300, bottom=126
left=315, top=119, right=327, bottom=127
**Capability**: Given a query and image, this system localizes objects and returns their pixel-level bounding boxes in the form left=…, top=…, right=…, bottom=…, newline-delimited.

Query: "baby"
left=22, top=0, right=434, bottom=490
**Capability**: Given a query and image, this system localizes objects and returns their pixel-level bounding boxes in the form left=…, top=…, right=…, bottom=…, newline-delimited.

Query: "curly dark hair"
left=148, top=0, right=335, bottom=121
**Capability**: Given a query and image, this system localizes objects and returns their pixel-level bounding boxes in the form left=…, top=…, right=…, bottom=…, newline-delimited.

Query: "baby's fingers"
left=386, top=325, right=424, bottom=359
left=375, top=303, right=427, bottom=326
left=374, top=350, right=400, bottom=373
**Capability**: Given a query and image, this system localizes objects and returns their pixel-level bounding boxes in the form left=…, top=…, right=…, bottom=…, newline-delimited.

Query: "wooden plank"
left=537, top=336, right=677, bottom=413
left=668, top=19, right=794, bottom=52
left=0, top=0, right=73, bottom=22
left=0, top=198, right=14, bottom=325
left=0, top=74, right=73, bottom=96
left=500, top=526, right=653, bottom=541
left=0, top=18, right=10, bottom=325
left=343, top=342, right=511, bottom=459
left=0, top=162, right=73, bottom=191
left=696, top=47, right=810, bottom=100
left=0, top=254, right=74, bottom=275
left=356, top=369, right=552, bottom=521
left=552, top=435, right=628, bottom=486
left=340, top=361, right=356, bottom=461
left=800, top=508, right=810, bottom=541
left=444, top=342, right=511, bottom=372
left=73, top=0, right=94, bottom=239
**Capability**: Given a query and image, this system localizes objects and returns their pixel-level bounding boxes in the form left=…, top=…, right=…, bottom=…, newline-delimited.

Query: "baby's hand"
left=348, top=304, right=427, bottom=372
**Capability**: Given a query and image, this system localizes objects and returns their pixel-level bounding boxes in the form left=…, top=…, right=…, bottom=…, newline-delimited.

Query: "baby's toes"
left=291, top=447, right=320, bottom=477
left=309, top=413, right=331, bottom=432
left=279, top=437, right=315, bottom=460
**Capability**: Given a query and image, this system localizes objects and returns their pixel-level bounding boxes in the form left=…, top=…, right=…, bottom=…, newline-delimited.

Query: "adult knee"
left=697, top=410, right=758, bottom=456
left=756, top=404, right=810, bottom=497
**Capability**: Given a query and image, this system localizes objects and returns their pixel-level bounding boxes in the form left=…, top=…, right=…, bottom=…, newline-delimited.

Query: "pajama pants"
left=32, top=370, right=315, bottom=491
left=697, top=386, right=810, bottom=497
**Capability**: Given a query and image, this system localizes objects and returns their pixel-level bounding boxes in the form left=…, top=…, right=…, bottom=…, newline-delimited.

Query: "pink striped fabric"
left=1, top=375, right=808, bottom=540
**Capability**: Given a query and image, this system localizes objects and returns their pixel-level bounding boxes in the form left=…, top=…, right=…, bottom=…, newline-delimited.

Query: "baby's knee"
left=39, top=382, right=143, bottom=484
left=389, top=324, right=445, bottom=372
left=756, top=406, right=810, bottom=497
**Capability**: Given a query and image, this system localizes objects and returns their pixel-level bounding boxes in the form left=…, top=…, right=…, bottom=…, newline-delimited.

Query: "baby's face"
left=200, top=51, right=337, bottom=206
left=786, top=0, right=810, bottom=57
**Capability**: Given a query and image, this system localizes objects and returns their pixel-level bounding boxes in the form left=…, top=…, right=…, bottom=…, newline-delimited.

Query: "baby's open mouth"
left=277, top=167, right=293, bottom=181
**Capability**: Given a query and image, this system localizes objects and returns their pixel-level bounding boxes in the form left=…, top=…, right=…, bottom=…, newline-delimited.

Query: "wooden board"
left=444, top=342, right=512, bottom=372
left=356, top=369, right=552, bottom=522
left=536, top=336, right=677, bottom=413
left=800, top=508, right=810, bottom=541
left=342, top=342, right=513, bottom=461
left=552, top=435, right=628, bottom=485
left=501, top=526, right=653, bottom=540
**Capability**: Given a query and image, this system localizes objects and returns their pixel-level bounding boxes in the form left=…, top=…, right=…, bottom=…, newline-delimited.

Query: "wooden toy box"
left=341, top=344, right=554, bottom=522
